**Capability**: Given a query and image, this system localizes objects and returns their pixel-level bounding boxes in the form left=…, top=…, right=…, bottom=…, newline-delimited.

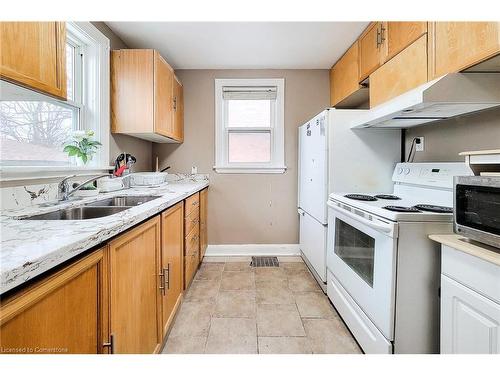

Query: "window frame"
left=0, top=21, right=111, bottom=181
left=214, top=78, right=286, bottom=174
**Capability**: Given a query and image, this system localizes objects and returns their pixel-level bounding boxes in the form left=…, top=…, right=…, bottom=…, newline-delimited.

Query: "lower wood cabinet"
left=160, top=202, right=184, bottom=338
left=199, top=188, right=208, bottom=260
left=108, top=216, right=162, bottom=354
left=0, top=248, right=109, bottom=354
left=184, top=192, right=200, bottom=289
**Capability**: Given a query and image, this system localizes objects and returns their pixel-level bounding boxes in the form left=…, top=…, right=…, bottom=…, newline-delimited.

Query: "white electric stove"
left=326, top=162, right=472, bottom=354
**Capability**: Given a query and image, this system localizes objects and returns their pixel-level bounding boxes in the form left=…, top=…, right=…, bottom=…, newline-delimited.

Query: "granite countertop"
left=0, top=175, right=209, bottom=295
left=429, top=234, right=500, bottom=267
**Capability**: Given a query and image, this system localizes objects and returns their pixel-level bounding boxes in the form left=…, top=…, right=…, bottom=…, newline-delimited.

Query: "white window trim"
left=0, top=22, right=111, bottom=182
left=214, top=78, right=286, bottom=174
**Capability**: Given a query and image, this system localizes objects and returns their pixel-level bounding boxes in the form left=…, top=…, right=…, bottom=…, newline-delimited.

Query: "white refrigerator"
left=298, top=108, right=401, bottom=290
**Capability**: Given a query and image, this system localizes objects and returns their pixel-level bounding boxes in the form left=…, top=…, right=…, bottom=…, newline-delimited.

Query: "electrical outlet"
left=191, top=166, right=198, bottom=174
left=416, top=137, right=424, bottom=152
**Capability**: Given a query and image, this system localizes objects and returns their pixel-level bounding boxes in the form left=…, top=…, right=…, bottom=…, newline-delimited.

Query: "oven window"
left=456, top=185, right=500, bottom=235
left=334, top=218, right=375, bottom=287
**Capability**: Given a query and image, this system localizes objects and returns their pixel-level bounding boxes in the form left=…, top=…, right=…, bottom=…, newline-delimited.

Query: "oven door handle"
left=328, top=201, right=395, bottom=234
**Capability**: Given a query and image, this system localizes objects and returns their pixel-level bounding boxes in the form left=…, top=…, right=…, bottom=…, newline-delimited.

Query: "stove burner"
left=383, top=206, right=421, bottom=213
left=413, top=204, right=453, bottom=213
left=374, top=194, right=401, bottom=200
left=344, top=194, right=377, bottom=201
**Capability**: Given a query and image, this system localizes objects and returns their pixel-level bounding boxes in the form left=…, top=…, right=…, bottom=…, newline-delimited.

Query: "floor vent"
left=250, top=256, right=279, bottom=268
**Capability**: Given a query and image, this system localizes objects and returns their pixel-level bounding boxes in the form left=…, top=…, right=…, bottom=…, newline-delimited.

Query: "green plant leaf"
left=81, top=153, right=88, bottom=163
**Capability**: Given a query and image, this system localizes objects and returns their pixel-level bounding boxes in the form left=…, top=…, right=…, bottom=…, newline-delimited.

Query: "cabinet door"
left=359, top=22, right=387, bottom=81
left=0, top=22, right=66, bottom=99
left=154, top=52, right=174, bottom=138
left=160, top=202, right=184, bottom=337
left=369, top=35, right=428, bottom=107
left=330, top=41, right=363, bottom=106
left=441, top=275, right=500, bottom=354
left=431, top=22, right=500, bottom=78
left=199, top=188, right=208, bottom=260
left=109, top=217, right=162, bottom=354
left=0, top=249, right=108, bottom=354
left=387, top=22, right=427, bottom=60
left=172, top=76, right=184, bottom=142
left=111, top=49, right=155, bottom=134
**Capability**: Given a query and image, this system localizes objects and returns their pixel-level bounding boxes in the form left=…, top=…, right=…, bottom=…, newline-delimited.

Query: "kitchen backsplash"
left=0, top=173, right=209, bottom=211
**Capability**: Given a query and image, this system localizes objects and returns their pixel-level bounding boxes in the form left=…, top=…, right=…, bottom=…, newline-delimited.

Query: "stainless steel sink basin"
left=85, top=196, right=161, bottom=207
left=21, top=206, right=129, bottom=220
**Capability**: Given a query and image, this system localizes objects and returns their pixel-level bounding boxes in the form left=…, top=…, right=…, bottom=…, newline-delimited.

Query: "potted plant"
left=64, top=130, right=102, bottom=166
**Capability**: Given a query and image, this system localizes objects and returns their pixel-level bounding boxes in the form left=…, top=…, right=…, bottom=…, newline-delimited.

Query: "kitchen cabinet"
left=0, top=248, right=108, bottom=354
left=0, top=22, right=66, bottom=99
left=386, top=22, right=427, bottom=60
left=199, top=188, right=208, bottom=261
left=430, top=22, right=500, bottom=79
left=439, top=243, right=500, bottom=354
left=359, top=22, right=388, bottom=82
left=330, top=41, right=368, bottom=107
left=108, top=216, right=162, bottom=354
left=369, top=35, right=428, bottom=107
left=111, top=49, right=184, bottom=143
left=160, top=202, right=184, bottom=338
left=184, top=192, right=200, bottom=289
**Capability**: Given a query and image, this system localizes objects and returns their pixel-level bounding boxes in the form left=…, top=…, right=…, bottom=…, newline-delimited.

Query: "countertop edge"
left=429, top=234, right=500, bottom=267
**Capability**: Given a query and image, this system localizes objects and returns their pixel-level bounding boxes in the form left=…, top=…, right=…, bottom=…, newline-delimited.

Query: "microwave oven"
left=454, top=175, right=500, bottom=248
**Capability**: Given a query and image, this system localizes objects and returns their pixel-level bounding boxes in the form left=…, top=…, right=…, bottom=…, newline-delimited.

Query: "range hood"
left=350, top=73, right=500, bottom=129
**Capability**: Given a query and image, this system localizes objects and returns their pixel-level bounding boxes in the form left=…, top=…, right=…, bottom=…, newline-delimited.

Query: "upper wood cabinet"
left=386, top=22, right=427, bottom=60
left=160, top=202, right=184, bottom=338
left=369, top=35, right=428, bottom=108
left=199, top=188, right=208, bottom=261
left=0, top=248, right=108, bottom=354
left=108, top=216, right=162, bottom=354
left=0, top=22, right=66, bottom=99
left=111, top=49, right=183, bottom=143
left=430, top=22, right=500, bottom=79
left=330, top=41, right=368, bottom=107
left=359, top=22, right=388, bottom=81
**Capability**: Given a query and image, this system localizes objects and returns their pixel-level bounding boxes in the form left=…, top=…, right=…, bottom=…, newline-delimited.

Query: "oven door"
left=327, top=200, right=398, bottom=340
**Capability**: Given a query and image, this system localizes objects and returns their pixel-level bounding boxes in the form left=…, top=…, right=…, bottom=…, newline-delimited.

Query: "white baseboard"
left=205, top=244, right=300, bottom=257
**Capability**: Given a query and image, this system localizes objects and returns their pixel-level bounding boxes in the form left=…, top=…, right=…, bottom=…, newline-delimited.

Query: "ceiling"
left=105, top=22, right=369, bottom=69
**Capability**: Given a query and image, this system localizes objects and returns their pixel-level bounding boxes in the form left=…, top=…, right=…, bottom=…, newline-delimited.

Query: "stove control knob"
left=404, top=168, right=411, bottom=175
left=398, top=167, right=404, bottom=174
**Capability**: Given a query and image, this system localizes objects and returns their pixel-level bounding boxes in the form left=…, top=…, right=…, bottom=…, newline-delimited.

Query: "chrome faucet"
left=57, top=174, right=112, bottom=201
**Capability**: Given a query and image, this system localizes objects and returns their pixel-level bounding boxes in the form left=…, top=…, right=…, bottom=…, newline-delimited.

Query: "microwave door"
left=327, top=204, right=398, bottom=340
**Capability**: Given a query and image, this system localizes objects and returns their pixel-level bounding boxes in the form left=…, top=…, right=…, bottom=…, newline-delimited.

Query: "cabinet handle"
left=380, top=25, right=386, bottom=45
left=164, top=264, right=170, bottom=290
left=159, top=271, right=165, bottom=295
left=103, top=334, right=114, bottom=354
left=173, top=97, right=177, bottom=111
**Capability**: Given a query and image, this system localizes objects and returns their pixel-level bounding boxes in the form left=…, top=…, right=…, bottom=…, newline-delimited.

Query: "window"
left=214, top=78, right=286, bottom=173
left=0, top=22, right=110, bottom=175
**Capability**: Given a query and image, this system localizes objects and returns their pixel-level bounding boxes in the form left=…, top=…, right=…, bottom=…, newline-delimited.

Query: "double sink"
left=22, top=196, right=161, bottom=220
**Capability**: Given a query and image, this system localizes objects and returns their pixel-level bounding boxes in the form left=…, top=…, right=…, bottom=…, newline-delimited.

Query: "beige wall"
left=92, top=22, right=153, bottom=172
left=153, top=69, right=330, bottom=245
left=405, top=107, right=500, bottom=162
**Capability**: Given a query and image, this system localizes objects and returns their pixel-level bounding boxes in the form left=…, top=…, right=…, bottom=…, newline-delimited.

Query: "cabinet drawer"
left=442, top=245, right=500, bottom=304
left=184, top=252, right=198, bottom=288
left=185, top=224, right=200, bottom=256
left=184, top=208, right=200, bottom=235
left=185, top=192, right=200, bottom=216
left=369, top=34, right=428, bottom=107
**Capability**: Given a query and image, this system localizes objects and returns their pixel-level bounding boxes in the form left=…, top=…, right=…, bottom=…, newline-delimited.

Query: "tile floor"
left=162, top=256, right=362, bottom=354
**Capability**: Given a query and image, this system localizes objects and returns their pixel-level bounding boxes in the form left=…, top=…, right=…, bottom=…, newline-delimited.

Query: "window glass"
left=228, top=132, right=271, bottom=163
left=227, top=100, right=271, bottom=128
left=66, top=43, right=75, bottom=101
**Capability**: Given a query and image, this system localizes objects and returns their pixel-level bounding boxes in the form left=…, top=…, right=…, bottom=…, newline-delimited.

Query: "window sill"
left=213, top=166, right=287, bottom=174
left=0, top=165, right=114, bottom=183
